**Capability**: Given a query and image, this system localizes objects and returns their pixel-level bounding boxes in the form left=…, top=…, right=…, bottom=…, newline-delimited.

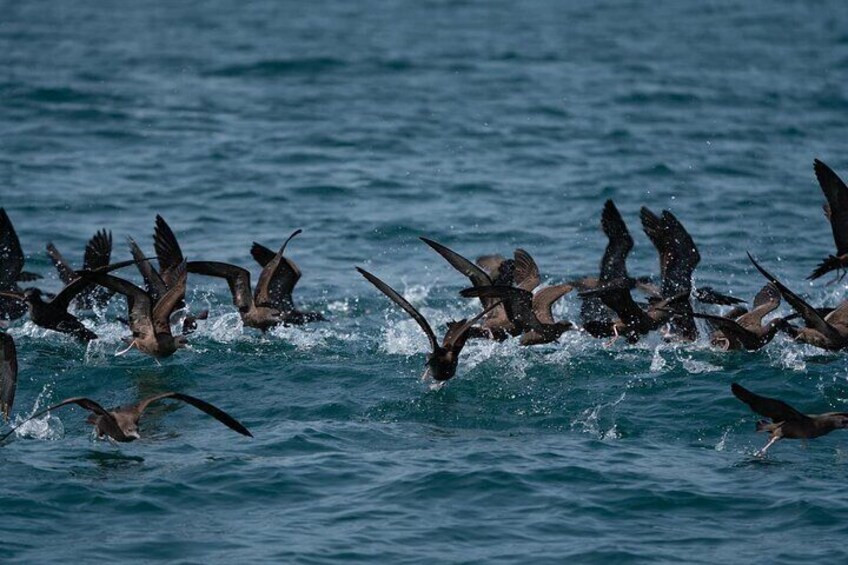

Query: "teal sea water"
left=2, top=0, right=848, bottom=562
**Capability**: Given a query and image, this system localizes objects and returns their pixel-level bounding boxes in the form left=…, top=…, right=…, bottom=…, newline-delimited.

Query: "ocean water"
left=2, top=0, right=848, bottom=562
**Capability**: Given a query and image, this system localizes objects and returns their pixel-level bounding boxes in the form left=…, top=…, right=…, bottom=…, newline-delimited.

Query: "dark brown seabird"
left=731, top=382, right=848, bottom=456
left=808, top=159, right=848, bottom=282
left=0, top=391, right=252, bottom=443
left=0, top=333, right=16, bottom=422
left=639, top=207, right=701, bottom=341
left=749, top=252, right=848, bottom=351
left=188, top=230, right=314, bottom=332
left=420, top=237, right=527, bottom=340
left=80, top=261, right=189, bottom=357
left=0, top=260, right=136, bottom=342
left=249, top=230, right=325, bottom=325
left=692, top=283, right=785, bottom=351
left=127, top=215, right=207, bottom=333
left=0, top=208, right=43, bottom=321
left=356, top=267, right=500, bottom=382
left=46, top=229, right=114, bottom=310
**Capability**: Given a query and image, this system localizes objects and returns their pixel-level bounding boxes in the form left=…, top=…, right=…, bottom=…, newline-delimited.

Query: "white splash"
left=10, top=385, right=64, bottom=441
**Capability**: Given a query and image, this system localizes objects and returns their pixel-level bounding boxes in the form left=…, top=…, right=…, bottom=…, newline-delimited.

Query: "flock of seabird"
left=2, top=159, right=848, bottom=456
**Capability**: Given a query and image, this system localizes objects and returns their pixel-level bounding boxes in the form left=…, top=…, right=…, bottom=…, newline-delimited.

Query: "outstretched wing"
left=420, top=238, right=495, bottom=309
left=0, top=396, right=116, bottom=444
left=50, top=259, right=137, bottom=312
left=82, top=271, right=155, bottom=338
left=692, top=312, right=760, bottom=349
left=599, top=200, right=633, bottom=282
left=513, top=249, right=540, bottom=292
left=128, top=236, right=167, bottom=301
left=532, top=284, right=573, bottom=325
left=0, top=333, right=16, bottom=422
left=254, top=230, right=302, bottom=308
left=660, top=211, right=700, bottom=296
left=731, top=383, right=811, bottom=423
left=152, top=261, right=187, bottom=334
left=0, top=208, right=25, bottom=284
left=133, top=392, right=253, bottom=437
left=153, top=215, right=185, bottom=288
left=357, top=267, right=438, bottom=352
left=814, top=159, right=848, bottom=256
left=45, top=243, right=76, bottom=284
left=187, top=261, right=253, bottom=311
left=748, top=253, right=842, bottom=342
left=83, top=229, right=112, bottom=270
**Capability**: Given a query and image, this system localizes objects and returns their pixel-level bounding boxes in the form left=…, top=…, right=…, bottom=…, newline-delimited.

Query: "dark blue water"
left=2, top=0, right=848, bottom=562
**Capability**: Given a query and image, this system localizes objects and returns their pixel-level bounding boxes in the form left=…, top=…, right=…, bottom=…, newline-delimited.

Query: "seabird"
left=0, top=208, right=42, bottom=321
left=249, top=230, right=325, bottom=324
left=640, top=207, right=701, bottom=340
left=127, top=215, right=206, bottom=334
left=0, top=332, right=16, bottom=422
left=356, top=266, right=499, bottom=382
left=731, top=382, right=848, bottom=456
left=0, top=260, right=135, bottom=342
left=0, top=391, right=252, bottom=443
left=692, top=283, right=785, bottom=351
left=46, top=229, right=114, bottom=310
left=420, top=237, right=524, bottom=340
left=749, top=252, right=848, bottom=350
left=188, top=230, right=313, bottom=332
left=572, top=200, right=652, bottom=337
left=80, top=261, right=190, bottom=357
left=808, top=159, right=848, bottom=282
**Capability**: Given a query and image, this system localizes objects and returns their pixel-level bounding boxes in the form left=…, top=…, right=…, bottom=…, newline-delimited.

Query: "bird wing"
left=254, top=230, right=302, bottom=307
left=250, top=242, right=276, bottom=268
left=0, top=208, right=25, bottom=284
left=133, top=392, right=252, bottom=437
left=187, top=261, right=253, bottom=311
left=128, top=236, right=167, bottom=300
left=0, top=396, right=116, bottom=444
left=694, top=287, right=745, bottom=305
left=83, top=272, right=155, bottom=338
left=691, top=312, right=760, bottom=349
left=599, top=200, right=633, bottom=282
left=532, top=284, right=573, bottom=325
left=152, top=261, right=187, bottom=334
left=660, top=211, right=700, bottom=296
left=736, top=283, right=780, bottom=328
left=731, top=383, right=811, bottom=423
left=823, top=300, right=848, bottom=329
left=51, top=260, right=137, bottom=312
left=357, top=267, right=438, bottom=352
left=814, top=159, right=848, bottom=255
left=153, top=215, right=185, bottom=288
left=513, top=249, right=541, bottom=292
left=640, top=207, right=668, bottom=280
left=0, top=333, right=17, bottom=422
left=82, top=229, right=112, bottom=270
left=748, top=253, right=843, bottom=342
left=45, top=243, right=76, bottom=284
left=420, top=238, right=495, bottom=309
left=265, top=257, right=301, bottom=313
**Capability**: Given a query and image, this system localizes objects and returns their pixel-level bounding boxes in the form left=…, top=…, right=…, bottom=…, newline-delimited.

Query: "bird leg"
left=114, top=340, right=137, bottom=356
left=605, top=325, right=620, bottom=348
left=420, top=367, right=431, bottom=383
left=756, top=435, right=780, bottom=457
